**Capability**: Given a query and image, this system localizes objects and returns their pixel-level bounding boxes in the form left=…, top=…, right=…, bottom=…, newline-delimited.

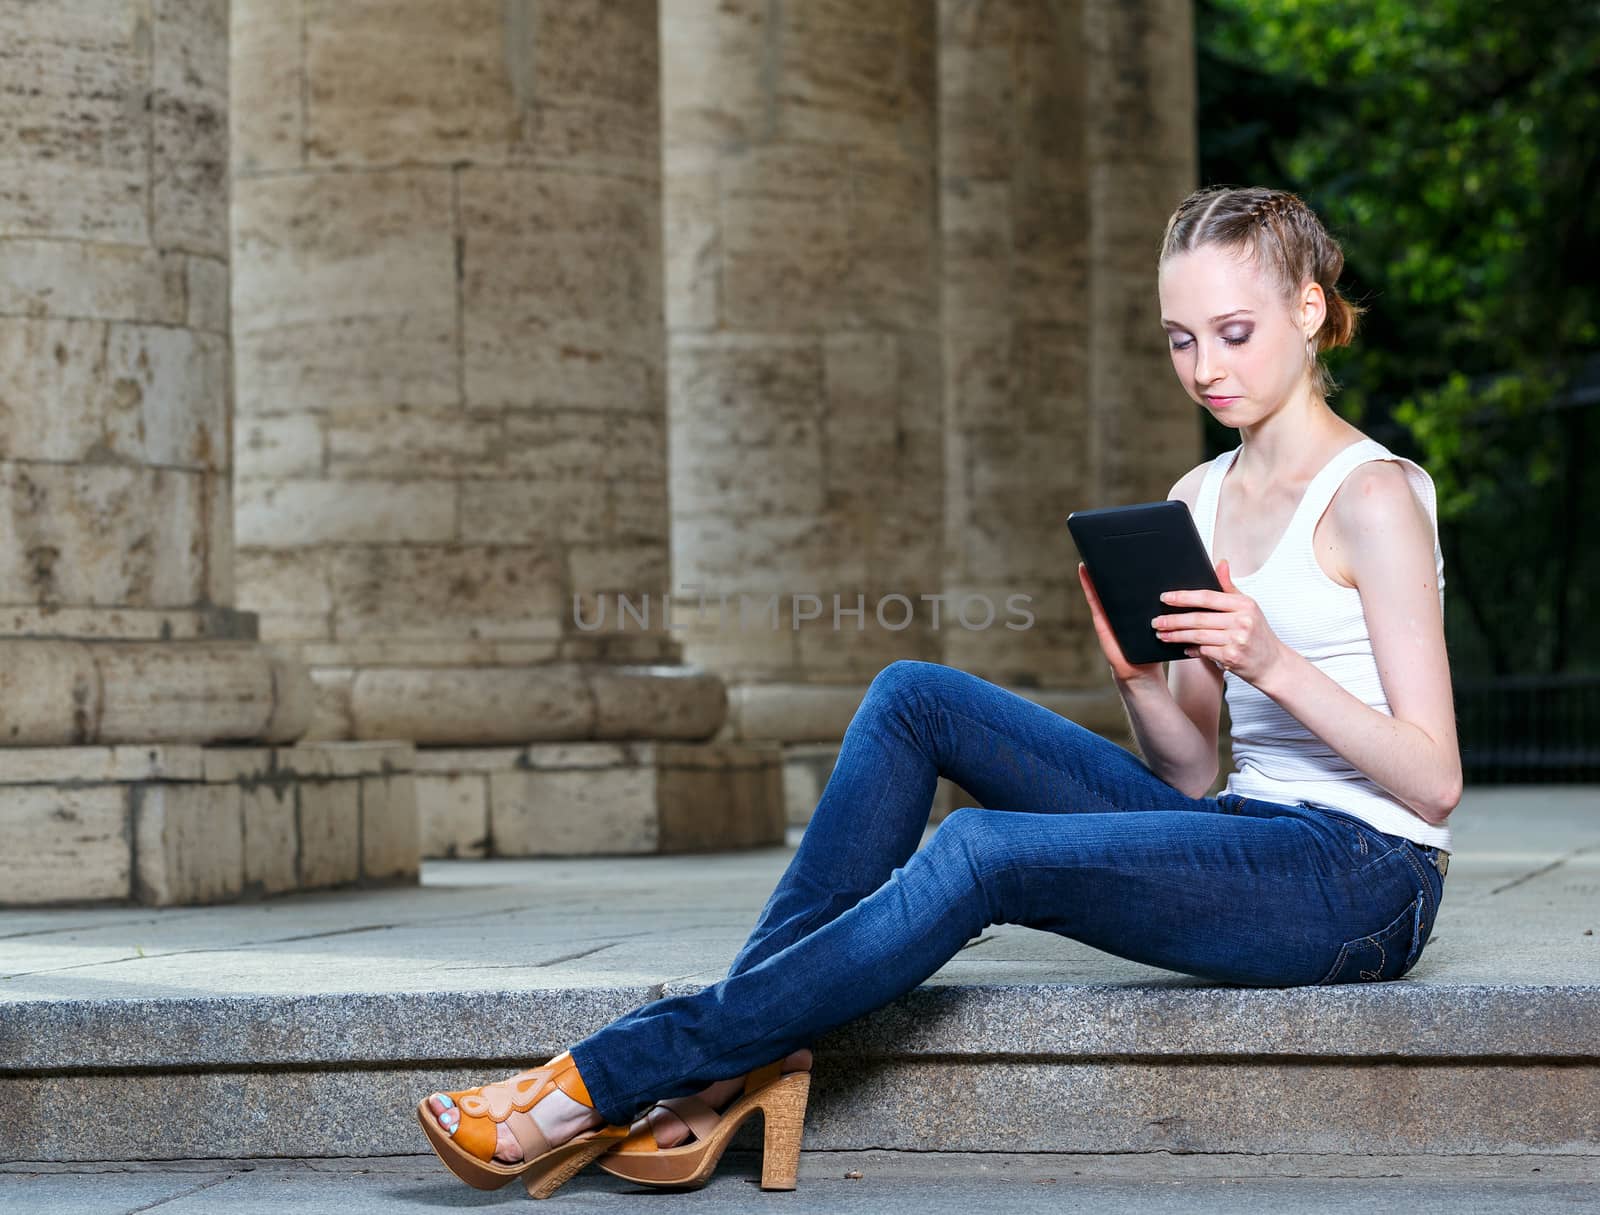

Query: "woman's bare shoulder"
left=1167, top=458, right=1214, bottom=512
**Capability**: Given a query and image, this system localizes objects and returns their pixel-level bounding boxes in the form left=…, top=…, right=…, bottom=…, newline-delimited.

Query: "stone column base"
left=415, top=741, right=785, bottom=858
left=306, top=662, right=728, bottom=745
left=0, top=743, right=418, bottom=907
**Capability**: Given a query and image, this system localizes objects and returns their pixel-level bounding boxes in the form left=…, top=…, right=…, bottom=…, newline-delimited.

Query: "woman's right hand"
left=1077, top=561, right=1169, bottom=686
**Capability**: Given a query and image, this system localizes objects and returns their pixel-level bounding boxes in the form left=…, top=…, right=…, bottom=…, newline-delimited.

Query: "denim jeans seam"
left=1318, top=888, right=1422, bottom=985
left=1317, top=940, right=1353, bottom=985
left=1395, top=842, right=1438, bottom=922
left=932, top=703, right=1130, bottom=817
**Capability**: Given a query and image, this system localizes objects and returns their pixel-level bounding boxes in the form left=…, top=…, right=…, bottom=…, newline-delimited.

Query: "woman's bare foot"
left=633, top=1048, right=813, bottom=1149
left=425, top=1078, right=602, bottom=1164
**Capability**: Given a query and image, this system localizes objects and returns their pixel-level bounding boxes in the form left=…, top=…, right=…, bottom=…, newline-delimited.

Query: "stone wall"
left=0, top=0, right=421, bottom=904
left=939, top=0, right=1198, bottom=688
left=0, top=0, right=235, bottom=640
left=661, top=0, right=947, bottom=683
left=231, top=0, right=678, bottom=741
left=666, top=0, right=1199, bottom=703
left=228, top=1, right=789, bottom=858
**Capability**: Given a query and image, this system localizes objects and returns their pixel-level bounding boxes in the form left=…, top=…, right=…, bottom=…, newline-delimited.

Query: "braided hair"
left=1159, top=186, right=1366, bottom=399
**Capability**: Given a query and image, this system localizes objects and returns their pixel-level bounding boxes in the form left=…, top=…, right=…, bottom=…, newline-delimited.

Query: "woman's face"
left=1157, top=244, right=1320, bottom=423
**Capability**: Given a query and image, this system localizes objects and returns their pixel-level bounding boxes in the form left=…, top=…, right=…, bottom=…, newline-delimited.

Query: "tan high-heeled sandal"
left=415, top=1049, right=629, bottom=1199
left=596, top=1059, right=812, bottom=1191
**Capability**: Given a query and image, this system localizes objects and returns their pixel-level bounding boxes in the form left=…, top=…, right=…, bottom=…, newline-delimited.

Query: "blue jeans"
left=568, top=660, right=1446, bottom=1126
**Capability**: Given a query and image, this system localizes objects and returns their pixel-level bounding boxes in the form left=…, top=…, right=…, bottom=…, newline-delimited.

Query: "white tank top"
left=1193, top=437, right=1453, bottom=852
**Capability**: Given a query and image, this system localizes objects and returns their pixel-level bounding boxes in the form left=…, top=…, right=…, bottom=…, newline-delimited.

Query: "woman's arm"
left=1108, top=462, right=1225, bottom=800
left=1114, top=672, right=1219, bottom=799
left=1255, top=462, right=1463, bottom=825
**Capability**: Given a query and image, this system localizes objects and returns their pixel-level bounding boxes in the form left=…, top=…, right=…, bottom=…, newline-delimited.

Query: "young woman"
left=415, top=185, right=1461, bottom=1198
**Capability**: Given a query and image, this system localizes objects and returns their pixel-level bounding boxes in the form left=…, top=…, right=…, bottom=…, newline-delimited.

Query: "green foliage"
left=1195, top=0, right=1600, bottom=674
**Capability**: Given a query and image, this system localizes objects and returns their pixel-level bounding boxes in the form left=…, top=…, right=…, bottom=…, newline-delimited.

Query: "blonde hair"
left=1160, top=185, right=1366, bottom=399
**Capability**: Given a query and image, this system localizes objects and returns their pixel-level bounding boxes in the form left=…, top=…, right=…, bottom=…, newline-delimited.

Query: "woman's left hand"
left=1151, top=558, right=1290, bottom=686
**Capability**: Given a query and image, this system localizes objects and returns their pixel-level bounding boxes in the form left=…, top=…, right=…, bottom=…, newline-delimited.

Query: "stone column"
left=939, top=0, right=1197, bottom=684
left=230, top=0, right=783, bottom=856
left=1082, top=0, right=1200, bottom=505
left=939, top=0, right=1089, bottom=687
left=661, top=0, right=948, bottom=761
left=698, top=1, right=1199, bottom=821
left=935, top=0, right=1201, bottom=781
left=0, top=0, right=418, bottom=905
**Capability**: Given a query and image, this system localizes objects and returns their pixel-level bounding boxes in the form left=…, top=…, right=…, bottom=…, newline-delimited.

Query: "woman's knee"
left=868, top=659, right=967, bottom=715
left=924, top=807, right=1017, bottom=917
left=871, top=658, right=939, bottom=693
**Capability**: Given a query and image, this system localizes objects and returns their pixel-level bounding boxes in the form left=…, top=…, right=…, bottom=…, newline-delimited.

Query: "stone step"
left=4, top=980, right=1596, bottom=1161
left=4, top=786, right=1595, bottom=1163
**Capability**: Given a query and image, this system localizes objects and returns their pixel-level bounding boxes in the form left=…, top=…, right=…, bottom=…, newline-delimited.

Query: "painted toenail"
left=437, top=1094, right=455, bottom=1108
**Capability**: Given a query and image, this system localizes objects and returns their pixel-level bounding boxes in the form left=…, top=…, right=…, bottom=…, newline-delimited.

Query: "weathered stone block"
left=235, top=549, right=332, bottom=633
left=849, top=153, right=938, bottom=330
left=610, top=476, right=670, bottom=545
left=91, top=643, right=280, bottom=743
left=326, top=545, right=565, bottom=642
left=0, top=746, right=203, bottom=784
left=303, top=668, right=356, bottom=740
left=656, top=753, right=784, bottom=850
left=151, top=0, right=230, bottom=258
left=939, top=45, right=1016, bottom=180
left=587, top=665, right=726, bottom=739
left=0, top=1, right=151, bottom=244
left=298, top=779, right=360, bottom=888
left=673, top=513, right=869, bottom=588
left=348, top=665, right=592, bottom=744
left=0, top=785, right=130, bottom=903
left=0, top=321, right=226, bottom=470
left=719, top=147, right=853, bottom=329
left=775, top=0, right=935, bottom=151
left=489, top=765, right=658, bottom=854
left=0, top=463, right=208, bottom=610
left=303, top=0, right=514, bottom=166
left=241, top=779, right=298, bottom=895
left=1082, top=1, right=1196, bottom=167
left=459, top=168, right=660, bottom=411
left=229, top=0, right=304, bottom=173
left=325, top=407, right=498, bottom=478
left=235, top=479, right=456, bottom=547
left=415, top=772, right=489, bottom=859
left=361, top=772, right=419, bottom=881
left=661, top=0, right=768, bottom=149
left=568, top=543, right=670, bottom=609
left=231, top=170, right=458, bottom=416
left=662, top=152, right=721, bottom=331
left=134, top=784, right=245, bottom=905
left=0, top=241, right=186, bottom=326
left=237, top=414, right=324, bottom=479
left=186, top=254, right=230, bottom=334
left=458, top=479, right=610, bottom=546
left=496, top=412, right=613, bottom=479
left=521, top=0, right=659, bottom=115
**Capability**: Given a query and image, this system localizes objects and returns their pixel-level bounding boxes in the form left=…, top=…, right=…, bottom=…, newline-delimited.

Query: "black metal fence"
left=1455, top=673, right=1600, bottom=783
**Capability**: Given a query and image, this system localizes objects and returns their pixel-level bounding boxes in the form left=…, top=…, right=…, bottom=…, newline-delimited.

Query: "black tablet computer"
left=1066, top=500, right=1225, bottom=664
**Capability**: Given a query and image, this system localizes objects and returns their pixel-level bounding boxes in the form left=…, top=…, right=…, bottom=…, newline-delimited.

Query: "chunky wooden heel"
left=756, top=1069, right=809, bottom=1190
left=597, top=1063, right=812, bottom=1190
left=520, top=1131, right=628, bottom=1200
